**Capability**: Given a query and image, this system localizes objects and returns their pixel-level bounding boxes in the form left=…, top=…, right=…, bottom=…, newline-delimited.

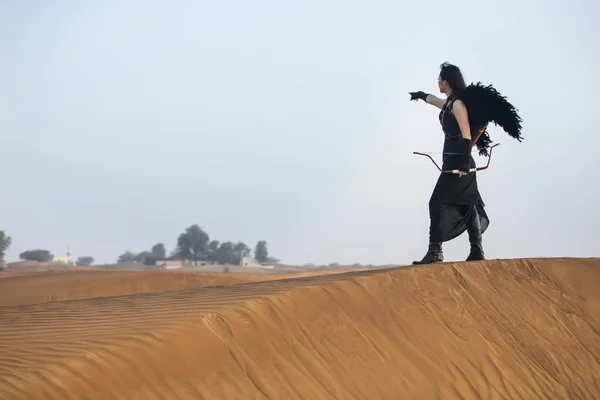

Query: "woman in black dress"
left=409, top=62, right=523, bottom=264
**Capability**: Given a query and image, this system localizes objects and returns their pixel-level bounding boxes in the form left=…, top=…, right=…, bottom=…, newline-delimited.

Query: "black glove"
left=409, top=91, right=429, bottom=101
left=459, top=138, right=472, bottom=173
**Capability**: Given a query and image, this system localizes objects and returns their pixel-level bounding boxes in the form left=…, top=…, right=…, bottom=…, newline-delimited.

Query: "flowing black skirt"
left=427, top=138, right=490, bottom=242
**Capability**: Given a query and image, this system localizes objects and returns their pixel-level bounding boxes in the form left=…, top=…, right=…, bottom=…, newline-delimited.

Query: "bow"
left=413, top=143, right=500, bottom=174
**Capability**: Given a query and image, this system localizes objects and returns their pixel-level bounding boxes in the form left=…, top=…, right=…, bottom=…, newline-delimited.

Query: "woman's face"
left=437, top=75, right=447, bottom=92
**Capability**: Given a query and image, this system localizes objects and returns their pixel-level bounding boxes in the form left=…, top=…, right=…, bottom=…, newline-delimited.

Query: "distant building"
left=155, top=258, right=213, bottom=269
left=240, top=256, right=260, bottom=267
left=240, top=256, right=274, bottom=269
left=52, top=247, right=73, bottom=265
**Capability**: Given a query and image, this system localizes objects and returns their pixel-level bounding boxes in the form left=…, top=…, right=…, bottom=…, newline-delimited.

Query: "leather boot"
left=413, top=242, right=444, bottom=265
left=466, top=240, right=485, bottom=261
left=466, top=207, right=485, bottom=261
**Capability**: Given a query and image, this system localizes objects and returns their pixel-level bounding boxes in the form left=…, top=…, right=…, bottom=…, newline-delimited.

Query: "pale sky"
left=1, top=0, right=599, bottom=266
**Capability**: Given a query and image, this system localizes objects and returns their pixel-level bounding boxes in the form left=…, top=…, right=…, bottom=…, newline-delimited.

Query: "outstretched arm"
left=424, top=94, right=446, bottom=109
left=409, top=91, right=446, bottom=109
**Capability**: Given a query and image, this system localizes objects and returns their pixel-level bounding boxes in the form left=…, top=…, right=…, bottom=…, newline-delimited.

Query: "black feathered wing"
left=457, top=82, right=523, bottom=156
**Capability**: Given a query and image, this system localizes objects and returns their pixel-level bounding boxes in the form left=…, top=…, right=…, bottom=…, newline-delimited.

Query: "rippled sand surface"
left=1, top=258, right=599, bottom=399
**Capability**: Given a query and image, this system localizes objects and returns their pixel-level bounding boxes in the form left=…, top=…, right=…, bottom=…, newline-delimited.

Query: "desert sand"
left=0, top=268, right=325, bottom=307
left=1, top=257, right=599, bottom=399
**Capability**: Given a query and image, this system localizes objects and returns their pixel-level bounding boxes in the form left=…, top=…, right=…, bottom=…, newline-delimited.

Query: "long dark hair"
left=439, top=62, right=466, bottom=95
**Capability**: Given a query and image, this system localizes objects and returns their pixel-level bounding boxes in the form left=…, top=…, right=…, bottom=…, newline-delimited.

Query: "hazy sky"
left=1, top=0, right=599, bottom=266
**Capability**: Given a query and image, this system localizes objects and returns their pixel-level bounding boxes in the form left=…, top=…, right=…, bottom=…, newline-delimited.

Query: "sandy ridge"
left=1, top=257, right=599, bottom=399
left=0, top=269, right=326, bottom=307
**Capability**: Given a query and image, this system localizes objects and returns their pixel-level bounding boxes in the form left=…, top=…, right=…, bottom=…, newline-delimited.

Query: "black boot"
left=466, top=245, right=484, bottom=261
left=413, top=242, right=444, bottom=265
left=466, top=207, right=485, bottom=261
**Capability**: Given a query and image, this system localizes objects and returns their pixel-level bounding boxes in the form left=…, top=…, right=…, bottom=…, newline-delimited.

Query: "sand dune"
left=1, top=257, right=599, bottom=399
left=0, top=269, right=324, bottom=307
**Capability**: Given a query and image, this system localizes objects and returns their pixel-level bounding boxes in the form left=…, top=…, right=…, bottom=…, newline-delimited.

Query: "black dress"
left=427, top=96, right=490, bottom=243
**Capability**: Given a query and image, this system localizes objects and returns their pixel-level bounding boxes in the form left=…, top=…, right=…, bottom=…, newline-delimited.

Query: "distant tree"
left=254, top=240, right=268, bottom=263
left=76, top=256, right=94, bottom=266
left=135, top=251, right=156, bottom=266
left=176, top=225, right=210, bottom=265
left=19, top=249, right=54, bottom=262
left=233, top=242, right=250, bottom=265
left=118, top=251, right=137, bottom=263
left=118, top=247, right=160, bottom=266
left=216, top=242, right=236, bottom=265
left=206, top=240, right=220, bottom=264
left=0, top=231, right=11, bottom=259
left=151, top=243, right=166, bottom=260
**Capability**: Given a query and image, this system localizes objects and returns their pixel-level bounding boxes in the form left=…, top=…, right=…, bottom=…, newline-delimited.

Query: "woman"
left=409, top=62, right=523, bottom=264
